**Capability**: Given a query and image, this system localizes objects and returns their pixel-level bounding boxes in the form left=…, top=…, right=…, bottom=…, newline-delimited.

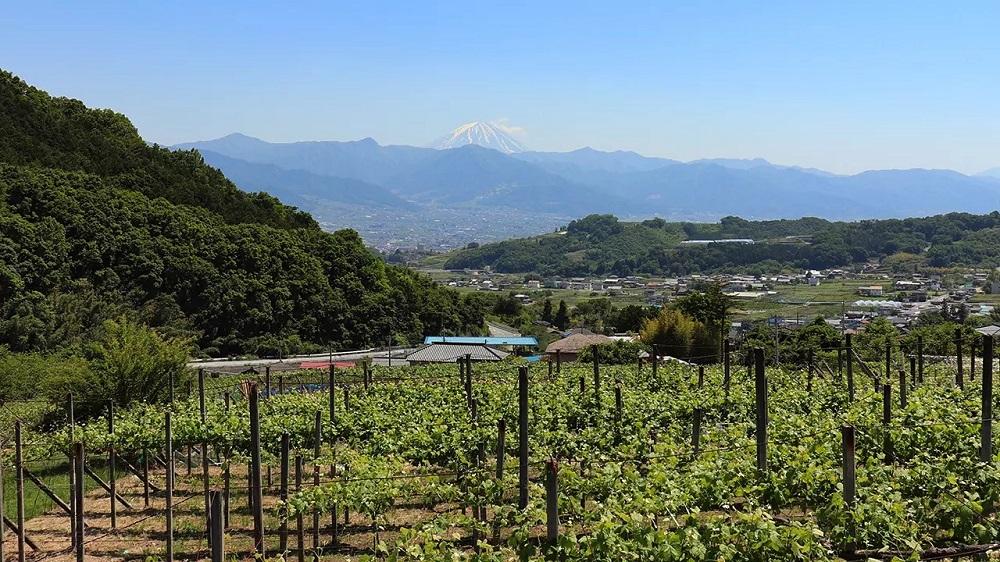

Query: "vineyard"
left=1, top=338, right=999, bottom=561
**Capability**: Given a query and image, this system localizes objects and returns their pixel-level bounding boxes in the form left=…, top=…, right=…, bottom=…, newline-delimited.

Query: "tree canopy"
left=0, top=69, right=485, bottom=356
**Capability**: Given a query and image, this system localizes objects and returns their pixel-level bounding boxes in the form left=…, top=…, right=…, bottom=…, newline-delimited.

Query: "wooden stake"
left=842, top=425, right=855, bottom=506
left=313, top=411, right=321, bottom=553
left=899, top=369, right=907, bottom=410
left=15, top=421, right=26, bottom=562
left=518, top=365, right=529, bottom=510
left=296, top=455, right=305, bottom=562
left=593, top=352, right=601, bottom=409
left=982, top=335, right=994, bottom=463
left=107, top=401, right=117, bottom=529
left=74, top=442, right=85, bottom=562
left=210, top=490, right=224, bottom=562
left=545, top=459, right=559, bottom=545
left=692, top=407, right=703, bottom=457
left=723, top=339, right=731, bottom=395
left=917, top=335, right=924, bottom=383
left=249, top=383, right=265, bottom=557
left=956, top=328, right=964, bottom=389
left=882, top=383, right=893, bottom=463
left=754, top=349, right=768, bottom=475
left=280, top=432, right=290, bottom=553
left=199, top=370, right=210, bottom=538
left=165, top=413, right=174, bottom=562
left=846, top=335, right=854, bottom=402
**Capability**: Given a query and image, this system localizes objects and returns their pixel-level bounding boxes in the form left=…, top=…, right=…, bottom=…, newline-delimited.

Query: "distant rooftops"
left=423, top=336, right=539, bottom=346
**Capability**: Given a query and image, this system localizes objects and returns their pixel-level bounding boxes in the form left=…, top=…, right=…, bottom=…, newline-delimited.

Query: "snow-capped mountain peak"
left=430, top=121, right=526, bottom=153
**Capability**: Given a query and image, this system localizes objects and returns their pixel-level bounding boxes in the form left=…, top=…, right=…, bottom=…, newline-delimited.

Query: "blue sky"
left=3, top=1, right=999, bottom=174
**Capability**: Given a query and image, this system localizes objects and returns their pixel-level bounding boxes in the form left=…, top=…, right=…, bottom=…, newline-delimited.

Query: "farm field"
left=2, top=349, right=1000, bottom=561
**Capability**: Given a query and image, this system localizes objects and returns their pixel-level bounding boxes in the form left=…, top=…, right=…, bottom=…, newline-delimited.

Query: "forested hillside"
left=0, top=70, right=484, bottom=356
left=443, top=213, right=1000, bottom=275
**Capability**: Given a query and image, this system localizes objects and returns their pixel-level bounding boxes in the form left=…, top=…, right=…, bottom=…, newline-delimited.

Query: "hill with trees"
left=0, top=69, right=484, bottom=357
left=442, top=212, right=1000, bottom=276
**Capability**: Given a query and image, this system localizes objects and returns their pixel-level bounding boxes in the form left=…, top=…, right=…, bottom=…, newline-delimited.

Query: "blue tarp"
left=423, top=336, right=539, bottom=347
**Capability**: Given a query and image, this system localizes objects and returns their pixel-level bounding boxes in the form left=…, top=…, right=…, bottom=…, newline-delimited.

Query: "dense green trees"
left=444, top=212, right=1000, bottom=276
left=0, top=69, right=485, bottom=357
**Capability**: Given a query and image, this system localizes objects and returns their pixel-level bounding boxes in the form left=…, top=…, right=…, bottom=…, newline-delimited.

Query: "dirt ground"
left=0, top=454, right=471, bottom=561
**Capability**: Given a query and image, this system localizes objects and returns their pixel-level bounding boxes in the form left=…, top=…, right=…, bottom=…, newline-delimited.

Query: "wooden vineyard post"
left=312, top=410, right=322, bottom=552
left=187, top=380, right=194, bottom=477
left=754, top=348, right=768, bottom=475
left=845, top=335, right=855, bottom=402
left=593, top=352, right=601, bottom=410
left=199, top=369, right=210, bottom=538
left=249, top=383, right=265, bottom=557
left=807, top=349, right=814, bottom=393
left=15, top=421, right=25, bottom=562
left=67, top=393, right=76, bottom=548
left=898, top=369, right=907, bottom=410
left=223, top=391, right=231, bottom=528
left=918, top=335, right=925, bottom=383
left=518, top=365, right=529, bottom=510
left=496, top=418, right=506, bottom=478
left=492, top=418, right=507, bottom=544
left=470, top=398, right=482, bottom=550
left=465, top=354, right=473, bottom=407
left=265, top=365, right=272, bottom=399
left=280, top=432, right=290, bottom=554
left=556, top=349, right=561, bottom=374
left=545, top=459, right=559, bottom=546
left=614, top=384, right=623, bottom=445
left=882, top=383, right=893, bottom=463
left=971, top=338, right=977, bottom=381
left=143, top=447, right=150, bottom=507
left=107, top=400, right=117, bottom=530
left=295, top=455, right=305, bottom=562
left=982, top=335, right=994, bottom=463
left=692, top=407, right=703, bottom=457
left=697, top=365, right=704, bottom=388
left=165, top=412, right=174, bottom=562
left=74, top=442, right=85, bottom=562
left=279, top=374, right=285, bottom=395
left=910, top=355, right=917, bottom=387
left=956, top=328, right=964, bottom=389
left=328, top=364, right=340, bottom=541
left=723, top=339, right=731, bottom=396
left=842, top=426, right=856, bottom=506
left=210, top=490, right=224, bottom=562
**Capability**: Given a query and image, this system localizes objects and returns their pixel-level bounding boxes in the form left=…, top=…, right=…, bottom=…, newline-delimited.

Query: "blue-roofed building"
left=423, top=336, right=539, bottom=347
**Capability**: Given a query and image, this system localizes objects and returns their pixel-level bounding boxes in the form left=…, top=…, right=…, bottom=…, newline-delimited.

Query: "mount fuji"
left=430, top=121, right=526, bottom=153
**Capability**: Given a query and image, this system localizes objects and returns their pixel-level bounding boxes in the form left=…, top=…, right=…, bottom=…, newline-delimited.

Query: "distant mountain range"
left=172, top=128, right=1000, bottom=248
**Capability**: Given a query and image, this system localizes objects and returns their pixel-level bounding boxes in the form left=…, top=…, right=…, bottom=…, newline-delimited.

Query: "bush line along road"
left=1, top=337, right=999, bottom=561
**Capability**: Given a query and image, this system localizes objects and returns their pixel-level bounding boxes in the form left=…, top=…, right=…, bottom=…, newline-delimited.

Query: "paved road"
left=187, top=348, right=418, bottom=373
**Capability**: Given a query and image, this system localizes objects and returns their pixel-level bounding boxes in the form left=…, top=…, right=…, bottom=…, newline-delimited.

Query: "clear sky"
left=3, top=1, right=999, bottom=174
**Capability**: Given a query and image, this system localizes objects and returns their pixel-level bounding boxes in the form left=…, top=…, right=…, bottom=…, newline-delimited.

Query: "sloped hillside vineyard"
left=7, top=340, right=1000, bottom=561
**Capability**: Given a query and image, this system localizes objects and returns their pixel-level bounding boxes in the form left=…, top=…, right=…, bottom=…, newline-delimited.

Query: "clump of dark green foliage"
left=445, top=213, right=1000, bottom=276
left=0, top=70, right=486, bottom=357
